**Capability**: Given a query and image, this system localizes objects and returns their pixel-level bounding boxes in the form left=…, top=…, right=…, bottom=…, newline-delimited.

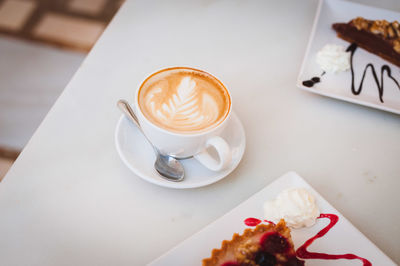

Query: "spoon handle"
left=117, top=100, right=141, bottom=128
left=117, top=99, right=185, bottom=181
left=117, top=99, right=192, bottom=160
left=117, top=99, right=159, bottom=152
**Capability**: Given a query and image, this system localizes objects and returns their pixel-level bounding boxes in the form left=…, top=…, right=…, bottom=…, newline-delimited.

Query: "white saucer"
left=115, top=112, right=246, bottom=189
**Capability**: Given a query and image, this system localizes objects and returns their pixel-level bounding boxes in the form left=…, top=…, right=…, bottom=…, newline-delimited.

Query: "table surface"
left=0, top=0, right=399, bottom=265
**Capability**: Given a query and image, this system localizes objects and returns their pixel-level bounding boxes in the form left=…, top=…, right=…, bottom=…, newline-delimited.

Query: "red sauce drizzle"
left=296, top=213, right=372, bottom=266
left=244, top=218, right=276, bottom=227
left=244, top=218, right=262, bottom=226
left=264, top=219, right=275, bottom=225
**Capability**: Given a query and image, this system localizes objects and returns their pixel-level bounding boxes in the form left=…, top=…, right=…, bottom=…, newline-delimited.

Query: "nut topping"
left=350, top=17, right=400, bottom=54
left=352, top=17, right=369, bottom=30
left=370, top=20, right=389, bottom=36
left=394, top=40, right=400, bottom=53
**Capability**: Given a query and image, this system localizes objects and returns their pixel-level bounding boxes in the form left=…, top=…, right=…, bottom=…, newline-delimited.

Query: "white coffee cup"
left=134, top=67, right=233, bottom=171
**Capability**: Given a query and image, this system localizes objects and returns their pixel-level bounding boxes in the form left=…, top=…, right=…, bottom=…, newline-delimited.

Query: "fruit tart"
left=202, top=220, right=304, bottom=266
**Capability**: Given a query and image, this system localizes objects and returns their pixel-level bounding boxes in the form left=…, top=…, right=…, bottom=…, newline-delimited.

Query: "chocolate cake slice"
left=332, top=17, right=400, bottom=67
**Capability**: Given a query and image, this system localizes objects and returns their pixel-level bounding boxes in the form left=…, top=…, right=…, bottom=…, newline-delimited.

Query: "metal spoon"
left=117, top=99, right=185, bottom=182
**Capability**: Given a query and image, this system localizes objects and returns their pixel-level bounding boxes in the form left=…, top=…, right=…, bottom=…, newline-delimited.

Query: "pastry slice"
left=332, top=17, right=400, bottom=67
left=202, top=220, right=304, bottom=266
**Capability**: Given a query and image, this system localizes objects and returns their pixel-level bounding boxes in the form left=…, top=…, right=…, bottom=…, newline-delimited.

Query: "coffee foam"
left=138, top=69, right=230, bottom=133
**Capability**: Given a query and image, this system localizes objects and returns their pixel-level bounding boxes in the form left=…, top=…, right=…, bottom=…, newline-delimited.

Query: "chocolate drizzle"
left=346, top=43, right=400, bottom=103
left=302, top=72, right=325, bottom=88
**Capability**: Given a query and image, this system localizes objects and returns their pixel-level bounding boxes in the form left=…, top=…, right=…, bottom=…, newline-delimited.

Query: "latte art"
left=138, top=69, right=230, bottom=133
left=146, top=76, right=219, bottom=129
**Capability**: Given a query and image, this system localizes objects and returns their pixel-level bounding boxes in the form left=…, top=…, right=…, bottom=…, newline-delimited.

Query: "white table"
left=0, top=0, right=399, bottom=265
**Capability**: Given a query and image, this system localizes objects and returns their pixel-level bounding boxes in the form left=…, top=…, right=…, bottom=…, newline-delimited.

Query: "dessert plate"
left=115, top=111, right=245, bottom=189
left=148, top=172, right=395, bottom=265
left=297, top=0, right=400, bottom=114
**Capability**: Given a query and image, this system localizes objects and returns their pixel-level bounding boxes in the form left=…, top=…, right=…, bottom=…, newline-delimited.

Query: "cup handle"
left=194, top=136, right=232, bottom=171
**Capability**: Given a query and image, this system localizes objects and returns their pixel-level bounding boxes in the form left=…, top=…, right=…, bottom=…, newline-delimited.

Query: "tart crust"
left=202, top=220, right=301, bottom=266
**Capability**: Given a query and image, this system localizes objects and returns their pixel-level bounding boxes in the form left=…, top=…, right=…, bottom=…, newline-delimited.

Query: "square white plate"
left=297, top=0, right=400, bottom=114
left=148, top=172, right=395, bottom=265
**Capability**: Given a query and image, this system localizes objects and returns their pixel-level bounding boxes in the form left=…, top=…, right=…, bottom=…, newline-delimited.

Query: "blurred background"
left=0, top=0, right=124, bottom=180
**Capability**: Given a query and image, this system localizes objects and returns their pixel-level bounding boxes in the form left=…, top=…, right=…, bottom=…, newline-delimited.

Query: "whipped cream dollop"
left=316, top=44, right=350, bottom=73
left=264, top=188, right=320, bottom=229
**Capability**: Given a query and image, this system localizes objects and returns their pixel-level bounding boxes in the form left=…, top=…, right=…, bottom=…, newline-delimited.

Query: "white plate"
left=115, top=111, right=246, bottom=189
left=148, top=172, right=395, bottom=265
left=297, top=0, right=400, bottom=114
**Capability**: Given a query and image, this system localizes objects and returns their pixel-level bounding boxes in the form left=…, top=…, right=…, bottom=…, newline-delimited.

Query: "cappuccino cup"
left=135, top=67, right=233, bottom=171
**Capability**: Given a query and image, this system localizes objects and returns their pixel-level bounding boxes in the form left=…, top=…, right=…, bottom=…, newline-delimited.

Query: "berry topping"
left=260, top=232, right=290, bottom=254
left=255, top=251, right=277, bottom=266
left=221, top=262, right=240, bottom=266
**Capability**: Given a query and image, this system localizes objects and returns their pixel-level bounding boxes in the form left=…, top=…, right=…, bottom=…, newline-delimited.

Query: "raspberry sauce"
left=244, top=218, right=262, bottom=226
left=244, top=214, right=372, bottom=265
left=296, top=213, right=372, bottom=266
left=244, top=218, right=275, bottom=227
